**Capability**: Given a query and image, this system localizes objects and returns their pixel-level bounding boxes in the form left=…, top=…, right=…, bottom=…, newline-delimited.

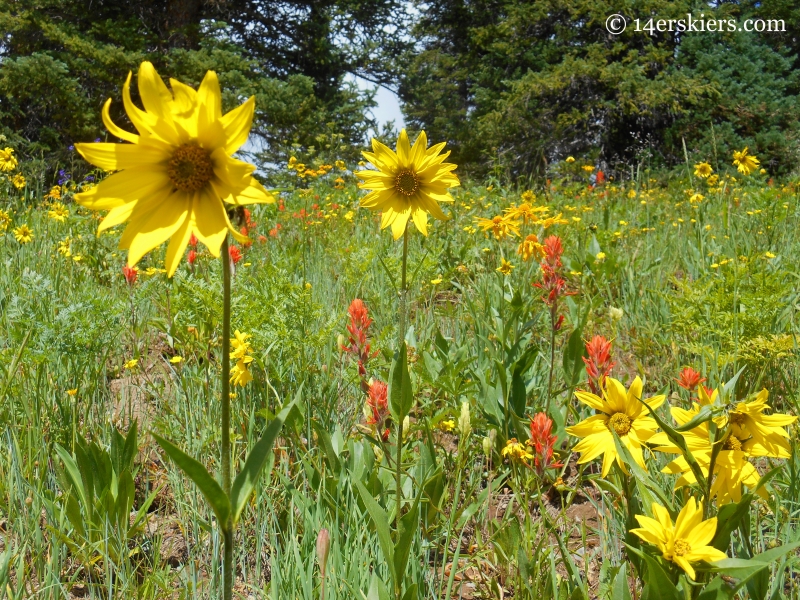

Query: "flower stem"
left=395, top=225, right=409, bottom=600
left=545, top=303, right=557, bottom=413
left=221, top=235, right=233, bottom=600
left=398, top=226, right=409, bottom=349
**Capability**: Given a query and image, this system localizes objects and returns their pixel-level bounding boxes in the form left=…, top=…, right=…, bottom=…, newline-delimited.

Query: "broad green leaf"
left=401, top=584, right=418, bottom=600
left=366, top=573, right=391, bottom=600
left=354, top=478, right=396, bottom=583
left=312, top=420, right=342, bottom=475
left=394, top=494, right=420, bottom=581
left=612, top=563, right=632, bottom=600
left=697, top=576, right=736, bottom=600
left=152, top=433, right=231, bottom=528
left=636, top=550, right=682, bottom=600
left=711, top=494, right=754, bottom=551
left=54, top=444, right=89, bottom=513
left=230, top=402, right=291, bottom=525
left=510, top=360, right=527, bottom=417
left=389, top=342, right=413, bottom=422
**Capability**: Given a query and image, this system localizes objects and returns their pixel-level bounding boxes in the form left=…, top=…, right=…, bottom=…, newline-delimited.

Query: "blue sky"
left=350, top=75, right=405, bottom=131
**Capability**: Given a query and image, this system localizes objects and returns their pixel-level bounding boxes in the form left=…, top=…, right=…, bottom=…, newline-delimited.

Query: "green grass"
left=0, top=160, right=799, bottom=599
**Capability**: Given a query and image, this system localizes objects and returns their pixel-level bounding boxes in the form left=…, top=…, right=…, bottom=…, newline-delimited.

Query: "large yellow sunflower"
left=630, top=497, right=726, bottom=580
left=566, top=376, right=665, bottom=477
left=357, top=129, right=459, bottom=239
left=74, top=61, right=274, bottom=276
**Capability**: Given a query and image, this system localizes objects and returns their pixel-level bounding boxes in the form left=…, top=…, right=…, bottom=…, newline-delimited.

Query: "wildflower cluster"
left=534, top=235, right=574, bottom=329
left=230, top=330, right=254, bottom=387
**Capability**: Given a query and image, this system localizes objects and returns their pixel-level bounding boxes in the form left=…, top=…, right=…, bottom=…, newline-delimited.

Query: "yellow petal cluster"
left=630, top=498, right=726, bottom=580
left=74, top=61, right=274, bottom=276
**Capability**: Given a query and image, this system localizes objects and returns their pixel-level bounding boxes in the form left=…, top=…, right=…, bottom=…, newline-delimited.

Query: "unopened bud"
left=316, top=528, right=330, bottom=575
left=337, top=334, right=346, bottom=349
left=459, top=401, right=471, bottom=439
left=609, top=306, right=623, bottom=321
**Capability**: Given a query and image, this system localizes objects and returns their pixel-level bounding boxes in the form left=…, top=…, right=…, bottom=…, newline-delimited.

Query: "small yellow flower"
left=595, top=252, right=606, bottom=262
left=437, top=420, right=456, bottom=432
left=627, top=190, right=637, bottom=199
left=48, top=202, right=70, bottom=222
left=10, top=173, right=26, bottom=189
left=765, top=251, right=776, bottom=259
left=759, top=168, right=766, bottom=175
left=694, top=162, right=713, bottom=178
left=582, top=165, right=594, bottom=172
left=0, top=147, right=18, bottom=172
left=13, top=224, right=33, bottom=244
left=124, top=358, right=139, bottom=370
left=475, top=214, right=521, bottom=239
left=344, top=210, right=354, bottom=222
left=497, top=258, right=514, bottom=276
left=517, top=234, right=545, bottom=262
left=501, top=438, right=534, bottom=462
left=430, top=276, right=443, bottom=285
left=57, top=237, right=72, bottom=257
left=565, top=156, right=575, bottom=163
left=732, top=147, right=759, bottom=175
left=67, top=389, right=78, bottom=396
left=169, top=356, right=183, bottom=364
left=0, top=209, right=11, bottom=232
left=689, top=193, right=704, bottom=203
left=335, top=160, right=346, bottom=170
left=230, top=357, right=253, bottom=387
left=47, top=185, right=62, bottom=200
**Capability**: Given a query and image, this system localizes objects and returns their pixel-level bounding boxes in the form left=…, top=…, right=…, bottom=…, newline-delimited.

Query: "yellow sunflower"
left=504, top=202, right=548, bottom=224
left=496, top=258, right=514, bottom=275
left=566, top=377, right=665, bottom=477
left=357, top=129, right=459, bottom=239
left=74, top=61, right=274, bottom=276
left=630, top=497, right=726, bottom=580
left=732, top=147, right=760, bottom=175
left=518, top=234, right=545, bottom=262
left=724, top=389, right=796, bottom=458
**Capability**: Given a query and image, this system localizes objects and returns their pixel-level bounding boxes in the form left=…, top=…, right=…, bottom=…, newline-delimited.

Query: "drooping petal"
left=101, top=98, right=138, bottom=143
left=220, top=96, right=255, bottom=154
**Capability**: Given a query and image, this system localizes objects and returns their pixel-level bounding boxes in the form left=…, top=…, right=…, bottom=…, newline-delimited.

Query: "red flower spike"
left=676, top=367, right=706, bottom=391
left=527, top=412, right=563, bottom=475
left=187, top=250, right=197, bottom=265
left=583, top=335, right=615, bottom=395
left=122, top=265, right=138, bottom=285
left=366, top=379, right=389, bottom=426
left=228, top=245, right=242, bottom=264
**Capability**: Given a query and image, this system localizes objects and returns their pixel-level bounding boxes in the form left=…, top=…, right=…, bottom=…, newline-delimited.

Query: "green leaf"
left=562, top=309, right=588, bottom=388
left=711, top=494, right=754, bottom=551
left=367, top=573, right=391, bottom=600
left=312, top=420, right=342, bottom=475
left=401, top=584, right=418, bottom=600
left=230, top=402, right=291, bottom=525
left=510, top=360, right=527, bottom=417
left=54, top=444, right=89, bottom=513
left=394, top=493, right=420, bottom=583
left=697, top=576, right=736, bottom=600
left=632, top=548, right=682, bottom=600
left=675, top=405, right=714, bottom=432
left=152, top=433, right=231, bottom=529
left=612, top=563, right=632, bottom=600
left=389, top=342, right=413, bottom=423
left=353, top=478, right=396, bottom=583
left=634, top=395, right=707, bottom=491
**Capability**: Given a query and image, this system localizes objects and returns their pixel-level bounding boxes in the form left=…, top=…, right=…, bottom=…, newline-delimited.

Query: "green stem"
left=221, top=235, right=233, bottom=600
left=545, top=302, right=557, bottom=413
left=395, top=225, right=409, bottom=600
left=398, top=226, right=409, bottom=349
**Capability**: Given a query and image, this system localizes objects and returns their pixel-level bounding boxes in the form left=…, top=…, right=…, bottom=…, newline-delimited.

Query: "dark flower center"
left=168, top=144, right=214, bottom=192
left=394, top=170, right=419, bottom=196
